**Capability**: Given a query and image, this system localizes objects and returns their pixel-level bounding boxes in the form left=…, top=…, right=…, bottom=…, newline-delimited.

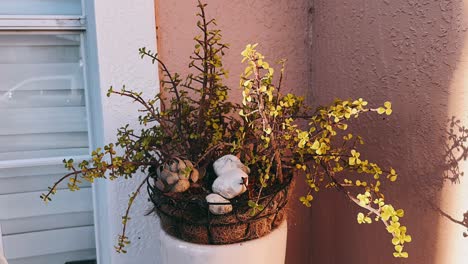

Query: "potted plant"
left=42, top=1, right=411, bottom=262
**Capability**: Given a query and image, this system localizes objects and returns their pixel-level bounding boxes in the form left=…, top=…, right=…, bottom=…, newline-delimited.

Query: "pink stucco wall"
left=310, top=1, right=468, bottom=263
left=155, top=0, right=468, bottom=263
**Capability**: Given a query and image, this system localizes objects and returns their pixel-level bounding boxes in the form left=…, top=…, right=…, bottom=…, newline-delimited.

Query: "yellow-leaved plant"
left=236, top=44, right=410, bottom=258
left=41, top=0, right=410, bottom=258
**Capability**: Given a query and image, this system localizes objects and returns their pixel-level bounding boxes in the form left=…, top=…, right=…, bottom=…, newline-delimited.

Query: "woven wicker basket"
left=147, top=175, right=291, bottom=245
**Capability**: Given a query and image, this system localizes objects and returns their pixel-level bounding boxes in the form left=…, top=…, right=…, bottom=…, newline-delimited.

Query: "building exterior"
left=0, top=0, right=467, bottom=263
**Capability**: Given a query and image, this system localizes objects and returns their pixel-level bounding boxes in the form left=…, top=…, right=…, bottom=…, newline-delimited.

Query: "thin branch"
left=41, top=170, right=80, bottom=201
left=115, top=175, right=150, bottom=253
left=196, top=142, right=233, bottom=165
left=139, top=50, right=186, bottom=144
left=320, top=161, right=389, bottom=228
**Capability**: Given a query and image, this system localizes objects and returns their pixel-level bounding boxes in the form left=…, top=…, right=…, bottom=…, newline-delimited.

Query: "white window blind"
left=0, top=34, right=89, bottom=161
left=0, top=0, right=82, bottom=16
left=0, top=2, right=96, bottom=264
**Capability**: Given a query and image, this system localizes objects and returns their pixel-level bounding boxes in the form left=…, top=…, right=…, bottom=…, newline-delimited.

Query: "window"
left=0, top=2, right=96, bottom=263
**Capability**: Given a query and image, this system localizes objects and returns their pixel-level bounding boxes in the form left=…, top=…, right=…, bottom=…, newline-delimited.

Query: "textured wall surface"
left=310, top=0, right=468, bottom=263
left=92, top=0, right=161, bottom=263
left=155, top=0, right=468, bottom=263
left=154, top=1, right=314, bottom=263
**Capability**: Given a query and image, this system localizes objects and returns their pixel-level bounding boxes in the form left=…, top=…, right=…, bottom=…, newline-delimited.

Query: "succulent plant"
left=41, top=0, right=410, bottom=258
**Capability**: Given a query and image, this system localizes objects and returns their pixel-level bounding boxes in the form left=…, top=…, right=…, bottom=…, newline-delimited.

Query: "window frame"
left=0, top=0, right=100, bottom=262
left=0, top=15, right=85, bottom=30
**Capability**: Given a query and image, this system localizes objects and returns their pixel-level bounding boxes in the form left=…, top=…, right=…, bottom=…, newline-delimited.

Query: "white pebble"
left=206, top=193, right=233, bottom=215
left=212, top=168, right=248, bottom=199
left=213, top=155, right=250, bottom=176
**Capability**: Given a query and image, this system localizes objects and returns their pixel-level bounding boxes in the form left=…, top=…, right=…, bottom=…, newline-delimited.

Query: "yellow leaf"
left=377, top=107, right=386, bottom=114
left=395, top=245, right=403, bottom=252
left=311, top=140, right=320, bottom=150
left=405, top=235, right=412, bottom=243
left=244, top=67, right=252, bottom=77
left=396, top=209, right=404, bottom=217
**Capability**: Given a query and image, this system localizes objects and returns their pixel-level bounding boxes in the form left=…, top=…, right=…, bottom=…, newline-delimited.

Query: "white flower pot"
left=159, top=220, right=288, bottom=264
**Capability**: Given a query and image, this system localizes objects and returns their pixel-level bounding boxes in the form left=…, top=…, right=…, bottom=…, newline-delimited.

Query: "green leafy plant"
left=41, top=0, right=410, bottom=258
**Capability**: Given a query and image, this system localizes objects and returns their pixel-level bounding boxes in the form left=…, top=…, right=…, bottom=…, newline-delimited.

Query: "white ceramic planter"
left=159, top=220, right=288, bottom=264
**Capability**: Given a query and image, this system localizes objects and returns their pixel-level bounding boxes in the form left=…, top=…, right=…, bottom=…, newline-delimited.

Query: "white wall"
left=89, top=0, right=160, bottom=263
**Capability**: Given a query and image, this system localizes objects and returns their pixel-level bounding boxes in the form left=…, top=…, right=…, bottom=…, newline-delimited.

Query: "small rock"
left=167, top=160, right=179, bottom=172
left=183, top=159, right=194, bottom=168
left=177, top=158, right=187, bottom=171
left=171, top=179, right=190, bottom=192
left=190, top=168, right=199, bottom=183
left=160, top=169, right=177, bottom=181
left=213, top=155, right=250, bottom=176
left=165, top=174, right=179, bottom=185
left=206, top=193, right=233, bottom=215
left=156, top=158, right=198, bottom=193
left=177, top=171, right=188, bottom=180
left=212, top=169, right=248, bottom=199
left=155, top=179, right=166, bottom=191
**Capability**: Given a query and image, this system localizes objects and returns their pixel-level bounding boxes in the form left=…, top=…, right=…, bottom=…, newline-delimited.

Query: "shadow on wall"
left=309, top=0, right=467, bottom=263
left=418, top=117, right=468, bottom=238
left=154, top=0, right=467, bottom=263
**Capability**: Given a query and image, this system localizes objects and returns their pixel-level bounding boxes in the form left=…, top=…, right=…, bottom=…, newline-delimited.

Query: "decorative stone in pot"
left=147, top=155, right=292, bottom=264
left=148, top=167, right=292, bottom=264
left=148, top=174, right=291, bottom=242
